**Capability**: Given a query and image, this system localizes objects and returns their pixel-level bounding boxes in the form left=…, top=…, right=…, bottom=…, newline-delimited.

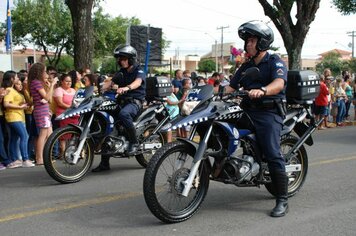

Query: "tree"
left=348, top=58, right=356, bottom=73
left=11, top=0, right=72, bottom=67
left=65, top=0, right=94, bottom=71
left=0, top=23, right=5, bottom=42
left=332, top=0, right=356, bottom=15
left=93, top=7, right=140, bottom=58
left=94, top=57, right=117, bottom=75
left=54, top=55, right=74, bottom=72
left=197, top=59, right=216, bottom=77
left=315, top=52, right=344, bottom=75
left=258, top=0, right=321, bottom=70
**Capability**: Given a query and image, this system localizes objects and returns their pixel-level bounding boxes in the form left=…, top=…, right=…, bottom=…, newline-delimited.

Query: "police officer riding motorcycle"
left=92, top=44, right=146, bottom=172
left=225, top=20, right=289, bottom=217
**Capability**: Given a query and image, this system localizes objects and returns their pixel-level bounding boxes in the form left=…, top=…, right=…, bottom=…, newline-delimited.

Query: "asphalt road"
left=0, top=125, right=356, bottom=236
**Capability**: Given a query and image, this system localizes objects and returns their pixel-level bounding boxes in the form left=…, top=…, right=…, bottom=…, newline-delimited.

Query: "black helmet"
left=113, top=44, right=137, bottom=65
left=238, top=20, right=274, bottom=51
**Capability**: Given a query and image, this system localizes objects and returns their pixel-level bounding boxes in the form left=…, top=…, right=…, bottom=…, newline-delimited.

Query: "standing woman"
left=334, top=77, right=347, bottom=126
left=68, top=70, right=81, bottom=90
left=342, top=75, right=352, bottom=121
left=53, top=74, right=78, bottom=155
left=19, top=72, right=35, bottom=160
left=28, top=63, right=58, bottom=165
left=3, top=72, right=34, bottom=168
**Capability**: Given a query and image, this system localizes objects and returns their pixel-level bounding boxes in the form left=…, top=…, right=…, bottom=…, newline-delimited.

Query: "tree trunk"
left=258, top=0, right=321, bottom=70
left=65, top=0, right=94, bottom=70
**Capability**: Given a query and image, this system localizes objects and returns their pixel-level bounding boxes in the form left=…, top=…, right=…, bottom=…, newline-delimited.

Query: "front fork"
left=181, top=124, right=213, bottom=197
left=70, top=113, right=95, bottom=164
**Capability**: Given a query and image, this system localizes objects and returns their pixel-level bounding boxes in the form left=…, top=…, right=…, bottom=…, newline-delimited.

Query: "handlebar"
left=220, top=90, right=249, bottom=101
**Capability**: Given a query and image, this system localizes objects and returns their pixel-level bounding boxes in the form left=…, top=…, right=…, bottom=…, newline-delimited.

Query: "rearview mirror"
left=242, top=67, right=260, bottom=80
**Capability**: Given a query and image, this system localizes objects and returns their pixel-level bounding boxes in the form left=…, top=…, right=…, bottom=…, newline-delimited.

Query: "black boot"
left=92, top=155, right=111, bottom=172
left=270, top=171, right=289, bottom=217
left=126, top=126, right=139, bottom=156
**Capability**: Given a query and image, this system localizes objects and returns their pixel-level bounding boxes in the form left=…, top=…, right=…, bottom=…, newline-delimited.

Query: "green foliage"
left=93, top=57, right=117, bottom=75
left=53, top=55, right=74, bottom=73
left=93, top=7, right=141, bottom=58
left=332, top=0, right=356, bottom=15
left=0, top=23, right=5, bottom=41
left=92, top=8, right=169, bottom=61
left=315, top=52, right=344, bottom=75
left=348, top=58, right=356, bottom=73
left=197, top=59, right=216, bottom=74
left=12, top=0, right=73, bottom=66
left=10, top=1, right=168, bottom=69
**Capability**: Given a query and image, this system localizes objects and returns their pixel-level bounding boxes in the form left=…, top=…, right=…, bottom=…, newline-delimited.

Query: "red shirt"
left=208, top=78, right=215, bottom=85
left=315, top=81, right=329, bottom=106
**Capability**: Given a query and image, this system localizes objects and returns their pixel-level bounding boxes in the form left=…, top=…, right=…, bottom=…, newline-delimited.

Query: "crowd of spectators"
left=0, top=63, right=96, bottom=170
left=313, top=68, right=355, bottom=129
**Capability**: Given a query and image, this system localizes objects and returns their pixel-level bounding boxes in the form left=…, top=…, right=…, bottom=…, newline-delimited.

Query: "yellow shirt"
left=23, top=89, right=34, bottom=115
left=3, top=87, right=26, bottom=123
left=74, top=81, right=85, bottom=91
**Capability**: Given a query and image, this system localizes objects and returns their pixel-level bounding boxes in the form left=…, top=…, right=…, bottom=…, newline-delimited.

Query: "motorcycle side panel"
left=294, top=122, right=313, bottom=146
left=215, top=121, right=252, bottom=156
left=97, top=111, right=115, bottom=135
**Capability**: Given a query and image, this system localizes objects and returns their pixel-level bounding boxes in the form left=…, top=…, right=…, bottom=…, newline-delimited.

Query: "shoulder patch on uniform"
left=275, top=62, right=284, bottom=67
left=276, top=68, right=284, bottom=76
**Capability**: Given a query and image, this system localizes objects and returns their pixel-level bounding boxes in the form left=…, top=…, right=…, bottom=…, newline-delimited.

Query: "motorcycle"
left=43, top=87, right=171, bottom=184
left=143, top=68, right=322, bottom=223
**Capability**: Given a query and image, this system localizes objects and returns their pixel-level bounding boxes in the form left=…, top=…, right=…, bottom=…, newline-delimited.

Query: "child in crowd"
left=28, top=63, right=58, bottom=165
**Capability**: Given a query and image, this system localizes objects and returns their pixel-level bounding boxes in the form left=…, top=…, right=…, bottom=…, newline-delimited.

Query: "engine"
left=101, top=136, right=128, bottom=154
left=223, top=155, right=260, bottom=182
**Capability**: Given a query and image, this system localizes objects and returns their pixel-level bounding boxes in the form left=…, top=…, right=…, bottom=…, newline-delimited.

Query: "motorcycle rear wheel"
left=143, top=141, right=210, bottom=223
left=43, top=126, right=94, bottom=184
left=265, top=135, right=308, bottom=197
left=135, top=124, right=165, bottom=168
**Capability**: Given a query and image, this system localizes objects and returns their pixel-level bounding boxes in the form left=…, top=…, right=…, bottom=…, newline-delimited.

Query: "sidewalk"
left=323, top=105, right=356, bottom=128
left=341, top=104, right=355, bottom=126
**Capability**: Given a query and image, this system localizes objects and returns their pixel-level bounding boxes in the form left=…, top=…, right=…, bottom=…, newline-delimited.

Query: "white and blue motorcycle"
left=143, top=68, right=322, bottom=223
left=43, top=88, right=170, bottom=184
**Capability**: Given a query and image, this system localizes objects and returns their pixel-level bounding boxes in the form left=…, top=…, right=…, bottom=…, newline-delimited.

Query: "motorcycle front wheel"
left=135, top=124, right=165, bottom=168
left=265, top=135, right=308, bottom=197
left=143, top=141, right=210, bottom=223
left=43, top=126, right=94, bottom=184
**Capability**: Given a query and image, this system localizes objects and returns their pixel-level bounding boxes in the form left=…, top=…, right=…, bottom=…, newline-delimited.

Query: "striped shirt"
left=30, top=79, right=50, bottom=128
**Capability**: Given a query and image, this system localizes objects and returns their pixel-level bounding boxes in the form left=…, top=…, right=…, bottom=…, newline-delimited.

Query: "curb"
left=317, top=121, right=356, bottom=130
left=345, top=121, right=356, bottom=126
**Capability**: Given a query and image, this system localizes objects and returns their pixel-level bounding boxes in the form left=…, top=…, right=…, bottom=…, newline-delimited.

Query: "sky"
left=1, top=0, right=355, bottom=58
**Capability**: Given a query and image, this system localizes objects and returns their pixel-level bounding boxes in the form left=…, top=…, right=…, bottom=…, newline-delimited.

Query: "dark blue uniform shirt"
left=112, top=64, right=146, bottom=100
left=230, top=52, right=287, bottom=101
left=172, top=78, right=182, bottom=91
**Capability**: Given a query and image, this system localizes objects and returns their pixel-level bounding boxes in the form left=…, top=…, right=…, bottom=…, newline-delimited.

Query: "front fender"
left=66, top=123, right=84, bottom=132
left=176, top=138, right=199, bottom=154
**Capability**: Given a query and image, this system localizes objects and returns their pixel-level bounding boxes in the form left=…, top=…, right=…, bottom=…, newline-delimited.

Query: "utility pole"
left=205, top=33, right=218, bottom=72
left=347, top=31, right=355, bottom=58
left=217, top=26, right=229, bottom=73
